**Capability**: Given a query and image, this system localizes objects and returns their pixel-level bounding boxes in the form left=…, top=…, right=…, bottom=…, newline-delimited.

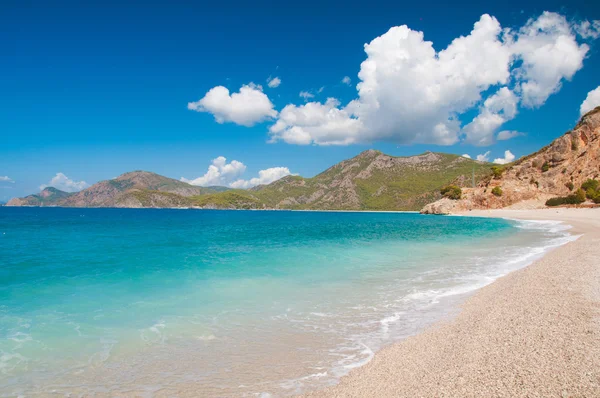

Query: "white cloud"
left=580, top=86, right=600, bottom=116
left=497, top=130, right=524, bottom=140
left=188, top=83, right=277, bottom=127
left=510, top=12, right=591, bottom=108
left=267, top=12, right=597, bottom=147
left=342, top=76, right=351, bottom=85
left=0, top=176, right=14, bottom=183
left=299, top=91, right=315, bottom=100
left=230, top=167, right=294, bottom=189
left=267, top=76, right=281, bottom=88
left=575, top=20, right=600, bottom=39
left=269, top=98, right=364, bottom=145
left=463, top=87, right=518, bottom=146
left=181, top=156, right=247, bottom=187
left=476, top=151, right=491, bottom=162
left=461, top=154, right=471, bottom=159
left=493, top=150, right=516, bottom=164
left=40, top=173, right=89, bottom=192
left=318, top=86, right=325, bottom=94
left=182, top=157, right=294, bottom=189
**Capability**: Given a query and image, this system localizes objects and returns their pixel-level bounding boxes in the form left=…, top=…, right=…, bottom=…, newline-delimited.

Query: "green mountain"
left=199, top=150, right=492, bottom=211
left=7, top=151, right=493, bottom=210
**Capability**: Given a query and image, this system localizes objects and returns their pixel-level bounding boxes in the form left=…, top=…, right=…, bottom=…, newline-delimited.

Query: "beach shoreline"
left=303, top=208, right=600, bottom=397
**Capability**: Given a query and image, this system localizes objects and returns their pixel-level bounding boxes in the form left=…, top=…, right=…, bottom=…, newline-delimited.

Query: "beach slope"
left=305, top=208, right=600, bottom=397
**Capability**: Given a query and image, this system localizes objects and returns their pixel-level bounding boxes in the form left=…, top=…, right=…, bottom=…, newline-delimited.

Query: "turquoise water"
left=0, top=208, right=573, bottom=396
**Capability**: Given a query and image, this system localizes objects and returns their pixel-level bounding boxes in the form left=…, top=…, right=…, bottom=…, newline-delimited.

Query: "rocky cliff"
left=422, top=107, right=600, bottom=214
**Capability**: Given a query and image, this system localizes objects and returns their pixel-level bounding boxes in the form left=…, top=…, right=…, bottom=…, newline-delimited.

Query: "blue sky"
left=2, top=0, right=600, bottom=200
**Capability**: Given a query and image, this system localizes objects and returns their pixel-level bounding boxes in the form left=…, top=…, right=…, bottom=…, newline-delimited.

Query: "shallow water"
left=0, top=208, right=574, bottom=396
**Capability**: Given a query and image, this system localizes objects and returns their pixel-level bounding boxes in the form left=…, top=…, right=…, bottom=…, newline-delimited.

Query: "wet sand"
left=304, top=208, right=600, bottom=397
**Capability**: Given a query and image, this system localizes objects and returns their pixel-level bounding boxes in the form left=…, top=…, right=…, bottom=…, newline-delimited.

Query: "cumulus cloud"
left=267, top=12, right=597, bottom=147
left=182, top=157, right=294, bottom=188
left=0, top=176, right=14, bottom=183
left=267, top=76, right=281, bottom=88
left=476, top=151, right=491, bottom=162
left=580, top=86, right=600, bottom=116
left=493, top=150, right=516, bottom=164
left=188, top=83, right=277, bottom=127
left=497, top=130, right=524, bottom=141
left=461, top=154, right=471, bottom=159
left=230, top=167, right=294, bottom=189
left=510, top=12, right=591, bottom=108
left=269, top=98, right=364, bottom=145
left=40, top=173, right=89, bottom=192
left=342, top=76, right=351, bottom=85
left=181, top=156, right=247, bottom=187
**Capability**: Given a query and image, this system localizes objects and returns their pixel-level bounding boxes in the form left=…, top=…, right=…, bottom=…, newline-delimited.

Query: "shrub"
left=541, top=162, right=550, bottom=172
left=491, top=166, right=504, bottom=179
left=491, top=186, right=503, bottom=197
left=440, top=185, right=462, bottom=200
left=571, top=140, right=578, bottom=151
left=546, top=197, right=566, bottom=206
left=546, top=189, right=586, bottom=207
left=565, top=182, right=574, bottom=191
left=581, top=179, right=599, bottom=192
left=586, top=188, right=597, bottom=199
left=562, top=168, right=567, bottom=174
left=546, top=189, right=585, bottom=206
left=574, top=188, right=586, bottom=203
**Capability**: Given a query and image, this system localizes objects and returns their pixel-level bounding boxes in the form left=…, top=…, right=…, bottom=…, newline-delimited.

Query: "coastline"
left=303, top=208, right=600, bottom=397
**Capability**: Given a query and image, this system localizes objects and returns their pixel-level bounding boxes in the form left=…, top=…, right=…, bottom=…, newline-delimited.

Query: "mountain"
left=7, top=171, right=226, bottom=208
left=196, top=150, right=494, bottom=211
left=7, top=187, right=74, bottom=206
left=6, top=153, right=493, bottom=210
left=422, top=106, right=600, bottom=214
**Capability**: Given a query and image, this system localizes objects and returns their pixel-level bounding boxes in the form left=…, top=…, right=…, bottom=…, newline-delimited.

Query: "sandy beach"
left=305, top=208, right=600, bottom=397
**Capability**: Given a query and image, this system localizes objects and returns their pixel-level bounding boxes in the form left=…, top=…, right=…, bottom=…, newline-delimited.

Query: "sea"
left=0, top=207, right=575, bottom=396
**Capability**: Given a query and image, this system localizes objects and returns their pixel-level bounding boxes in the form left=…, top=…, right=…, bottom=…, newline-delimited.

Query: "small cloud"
left=0, top=176, right=14, bottom=183
left=341, top=76, right=351, bottom=86
left=476, top=151, right=491, bottom=162
left=267, top=76, right=281, bottom=88
left=575, top=19, right=600, bottom=39
left=40, top=173, right=89, bottom=192
left=496, top=130, right=524, bottom=141
left=299, top=91, right=315, bottom=100
left=493, top=150, right=516, bottom=164
left=318, top=86, right=325, bottom=94
left=188, top=83, right=277, bottom=127
left=461, top=154, right=471, bottom=159
left=580, top=86, right=600, bottom=116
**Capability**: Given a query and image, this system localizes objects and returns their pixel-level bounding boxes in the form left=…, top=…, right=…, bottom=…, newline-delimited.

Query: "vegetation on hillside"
left=440, top=185, right=462, bottom=200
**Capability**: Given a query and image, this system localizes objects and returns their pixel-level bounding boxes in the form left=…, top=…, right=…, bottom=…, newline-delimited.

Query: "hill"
left=7, top=171, right=225, bottom=208
left=6, top=187, right=74, bottom=207
left=422, top=106, right=600, bottom=214
left=6, top=153, right=493, bottom=211
left=197, top=150, right=493, bottom=211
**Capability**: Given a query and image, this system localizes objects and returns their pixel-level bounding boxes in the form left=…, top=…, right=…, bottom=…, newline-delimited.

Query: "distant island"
left=7, top=107, right=600, bottom=213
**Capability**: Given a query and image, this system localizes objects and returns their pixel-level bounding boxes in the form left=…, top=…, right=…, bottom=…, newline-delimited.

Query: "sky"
left=2, top=0, right=600, bottom=201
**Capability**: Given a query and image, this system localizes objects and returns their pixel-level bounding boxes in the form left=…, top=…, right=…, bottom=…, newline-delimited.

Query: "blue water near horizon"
left=0, top=208, right=574, bottom=396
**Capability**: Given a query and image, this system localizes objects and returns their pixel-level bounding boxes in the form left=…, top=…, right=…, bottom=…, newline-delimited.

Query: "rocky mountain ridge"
left=422, top=106, right=600, bottom=214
